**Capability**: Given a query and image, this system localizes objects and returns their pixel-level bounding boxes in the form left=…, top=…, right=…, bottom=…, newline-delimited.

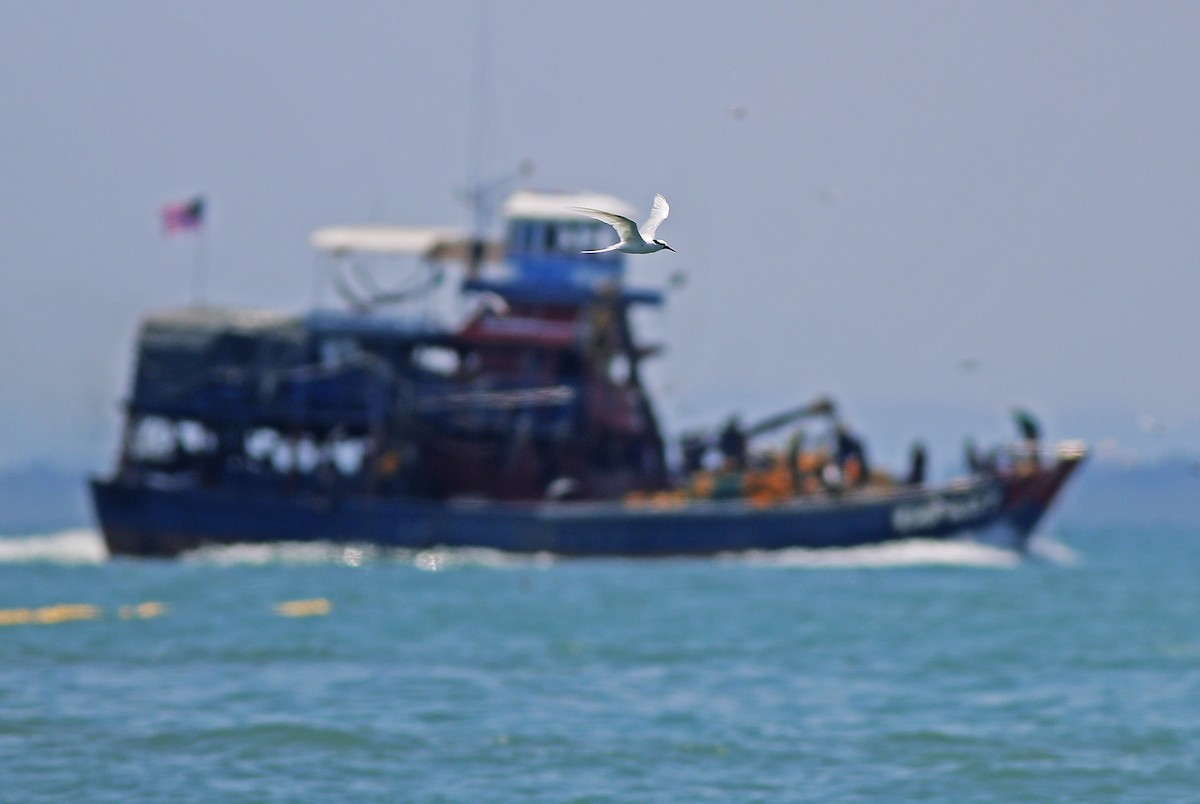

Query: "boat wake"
left=728, top=538, right=1024, bottom=570
left=184, top=539, right=1049, bottom=570
left=0, top=529, right=109, bottom=564
left=0, top=532, right=1077, bottom=570
left=730, top=535, right=1081, bottom=569
left=182, top=542, right=381, bottom=567
left=181, top=542, right=557, bottom=570
left=1026, top=535, right=1080, bottom=566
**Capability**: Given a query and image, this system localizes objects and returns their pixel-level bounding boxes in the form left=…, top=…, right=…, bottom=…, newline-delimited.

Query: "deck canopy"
left=310, top=226, right=467, bottom=257
left=310, top=225, right=505, bottom=264
left=503, top=190, right=636, bottom=221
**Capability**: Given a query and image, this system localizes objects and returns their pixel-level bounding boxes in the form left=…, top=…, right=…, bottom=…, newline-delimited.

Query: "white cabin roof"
left=309, top=226, right=468, bottom=256
left=502, top=190, right=636, bottom=221
left=310, top=190, right=639, bottom=257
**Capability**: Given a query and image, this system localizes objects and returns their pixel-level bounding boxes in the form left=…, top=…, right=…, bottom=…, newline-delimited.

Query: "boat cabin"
left=115, top=190, right=670, bottom=503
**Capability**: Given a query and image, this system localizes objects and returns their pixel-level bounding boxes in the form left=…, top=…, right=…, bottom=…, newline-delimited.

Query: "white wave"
left=180, top=542, right=556, bottom=570
left=182, top=541, right=381, bottom=567
left=0, top=528, right=109, bottom=564
left=0, top=532, right=1035, bottom=571
left=728, top=538, right=1023, bottom=570
left=409, top=547, right=557, bottom=571
left=1025, top=536, right=1080, bottom=567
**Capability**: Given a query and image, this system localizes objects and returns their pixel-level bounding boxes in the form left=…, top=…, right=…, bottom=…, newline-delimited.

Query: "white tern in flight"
left=571, top=194, right=676, bottom=254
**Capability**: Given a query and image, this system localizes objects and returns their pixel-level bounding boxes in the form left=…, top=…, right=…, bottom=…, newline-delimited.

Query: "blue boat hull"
left=90, top=453, right=1082, bottom=558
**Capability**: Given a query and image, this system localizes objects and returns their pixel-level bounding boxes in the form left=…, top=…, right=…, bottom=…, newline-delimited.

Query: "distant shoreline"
left=0, top=464, right=91, bottom=535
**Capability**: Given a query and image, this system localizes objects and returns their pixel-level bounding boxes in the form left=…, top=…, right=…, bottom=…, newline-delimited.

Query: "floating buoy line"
left=0, top=598, right=332, bottom=627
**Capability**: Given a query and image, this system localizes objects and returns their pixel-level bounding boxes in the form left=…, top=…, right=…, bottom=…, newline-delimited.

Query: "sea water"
left=0, top=525, right=1197, bottom=802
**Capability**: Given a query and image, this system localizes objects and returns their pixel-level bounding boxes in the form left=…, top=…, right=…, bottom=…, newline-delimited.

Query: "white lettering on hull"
left=890, top=487, right=1004, bottom=534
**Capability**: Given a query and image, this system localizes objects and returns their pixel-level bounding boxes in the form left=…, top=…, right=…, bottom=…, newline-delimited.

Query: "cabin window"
left=585, top=223, right=610, bottom=252
left=412, top=345, right=460, bottom=376
left=560, top=223, right=588, bottom=254
left=245, top=428, right=280, bottom=462
left=128, top=416, right=177, bottom=461
left=332, top=439, right=366, bottom=474
left=508, top=221, right=527, bottom=254
left=522, top=222, right=543, bottom=254
left=177, top=420, right=213, bottom=453
left=608, top=354, right=631, bottom=385
left=295, top=438, right=320, bottom=472
left=270, top=441, right=295, bottom=472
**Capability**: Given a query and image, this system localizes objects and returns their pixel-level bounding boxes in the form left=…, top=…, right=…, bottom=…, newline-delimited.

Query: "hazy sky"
left=2, top=1, right=1199, bottom=475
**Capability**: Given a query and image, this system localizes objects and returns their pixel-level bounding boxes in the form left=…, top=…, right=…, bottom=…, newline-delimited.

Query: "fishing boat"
left=90, top=189, right=1085, bottom=557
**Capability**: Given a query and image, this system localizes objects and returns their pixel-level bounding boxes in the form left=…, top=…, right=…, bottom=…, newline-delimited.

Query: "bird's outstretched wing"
left=640, top=194, right=670, bottom=240
left=571, top=207, right=645, bottom=245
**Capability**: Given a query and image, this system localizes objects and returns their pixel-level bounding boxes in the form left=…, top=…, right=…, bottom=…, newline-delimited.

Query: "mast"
left=468, top=0, right=493, bottom=241
left=461, top=2, right=533, bottom=277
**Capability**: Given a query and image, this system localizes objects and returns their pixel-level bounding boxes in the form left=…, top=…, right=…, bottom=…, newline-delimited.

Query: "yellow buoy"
left=0, top=604, right=104, bottom=626
left=0, top=608, right=35, bottom=627
left=118, top=601, right=167, bottom=620
left=274, top=598, right=332, bottom=618
left=35, top=604, right=102, bottom=624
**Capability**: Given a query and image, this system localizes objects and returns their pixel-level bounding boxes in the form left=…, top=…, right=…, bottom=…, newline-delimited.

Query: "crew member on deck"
left=1012, top=407, right=1041, bottom=467
left=964, top=438, right=997, bottom=476
left=834, top=422, right=870, bottom=487
left=906, top=441, right=927, bottom=486
left=786, top=430, right=805, bottom=492
left=718, top=416, right=747, bottom=471
left=681, top=432, right=707, bottom=474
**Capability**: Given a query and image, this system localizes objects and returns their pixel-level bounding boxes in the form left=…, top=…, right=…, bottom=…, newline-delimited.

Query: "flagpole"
left=192, top=227, right=207, bottom=306
left=163, top=195, right=208, bottom=306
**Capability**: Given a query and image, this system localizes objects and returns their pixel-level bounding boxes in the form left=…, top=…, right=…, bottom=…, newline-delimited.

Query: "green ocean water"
left=0, top=525, right=1197, bottom=802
